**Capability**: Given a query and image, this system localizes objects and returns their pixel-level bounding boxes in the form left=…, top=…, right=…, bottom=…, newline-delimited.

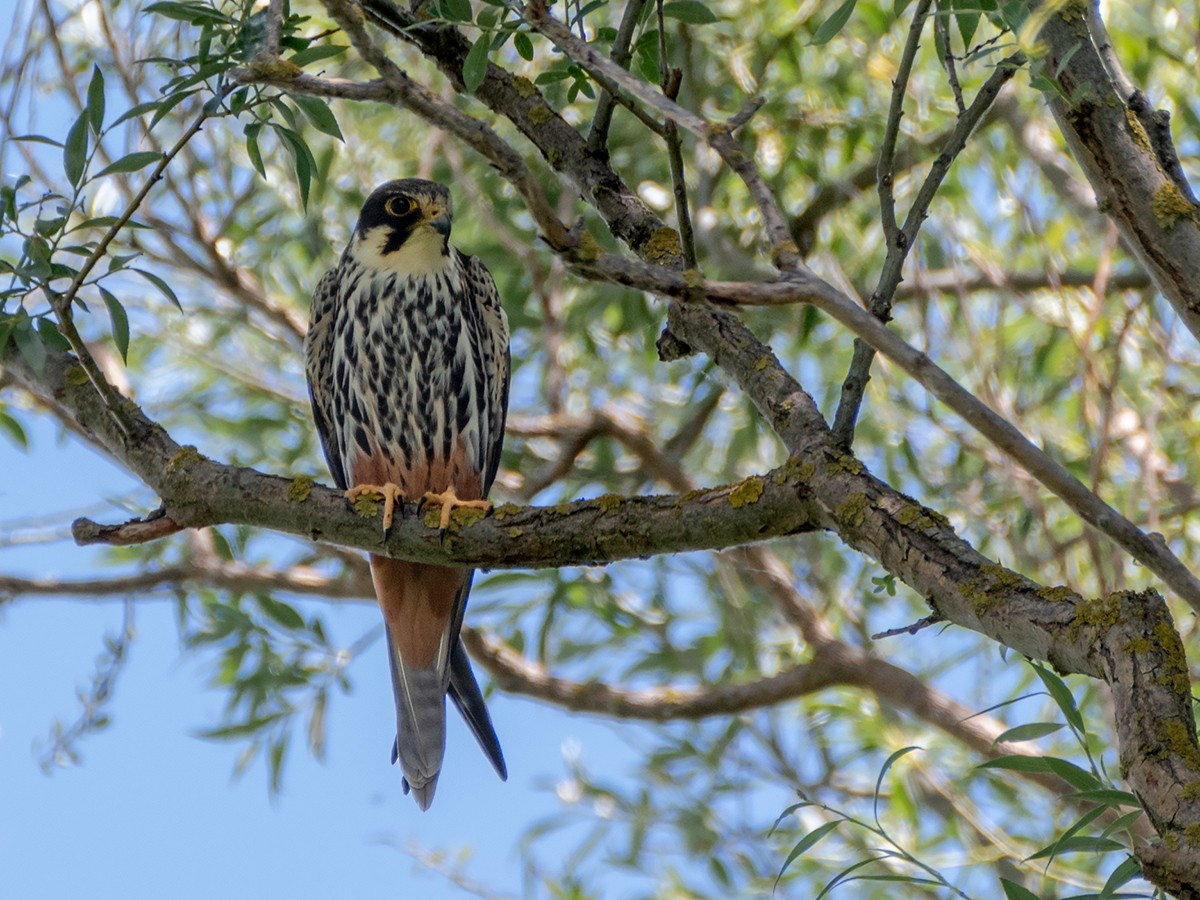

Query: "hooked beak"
left=428, top=210, right=452, bottom=237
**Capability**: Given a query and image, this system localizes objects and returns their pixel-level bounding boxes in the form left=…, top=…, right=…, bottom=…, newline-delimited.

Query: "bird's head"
left=349, top=179, right=454, bottom=274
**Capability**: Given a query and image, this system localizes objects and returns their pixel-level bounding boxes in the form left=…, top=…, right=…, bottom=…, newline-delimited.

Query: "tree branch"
left=1035, top=2, right=1200, bottom=345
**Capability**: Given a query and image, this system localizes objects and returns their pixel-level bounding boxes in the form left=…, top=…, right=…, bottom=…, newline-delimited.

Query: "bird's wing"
left=464, top=252, right=511, bottom=496
left=304, top=267, right=347, bottom=489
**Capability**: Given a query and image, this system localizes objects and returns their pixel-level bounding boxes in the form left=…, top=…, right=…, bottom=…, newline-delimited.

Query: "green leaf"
left=514, top=31, right=533, bottom=61
left=1067, top=788, right=1142, bottom=808
left=463, top=33, right=490, bottom=92
left=998, top=879, right=1039, bottom=900
left=953, top=0, right=980, bottom=47
left=0, top=410, right=28, bottom=450
left=148, top=89, right=198, bottom=132
left=1027, top=835, right=1125, bottom=858
left=257, top=595, right=307, bottom=632
left=99, top=287, right=130, bottom=362
left=132, top=267, right=183, bottom=310
left=35, top=318, right=71, bottom=351
left=86, top=65, right=106, bottom=132
left=244, top=122, right=266, bottom=178
left=442, top=0, right=472, bottom=21
left=812, top=0, right=858, bottom=45
left=992, top=722, right=1065, bottom=745
left=874, top=745, right=920, bottom=821
left=195, top=712, right=286, bottom=740
left=292, top=95, right=343, bottom=141
left=1100, top=855, right=1142, bottom=897
left=12, top=319, right=46, bottom=377
left=12, top=134, right=64, bottom=148
left=1030, top=661, right=1086, bottom=733
left=775, top=820, right=841, bottom=888
left=112, top=99, right=168, bottom=127
left=979, top=754, right=1103, bottom=791
left=273, top=125, right=315, bottom=210
left=287, top=43, right=348, bottom=67
left=96, top=151, right=163, bottom=178
left=662, top=1, right=719, bottom=24
left=144, top=1, right=234, bottom=25
left=63, top=111, right=90, bottom=187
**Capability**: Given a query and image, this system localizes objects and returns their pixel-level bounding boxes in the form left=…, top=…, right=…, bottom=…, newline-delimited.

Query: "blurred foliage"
left=2, top=0, right=1199, bottom=896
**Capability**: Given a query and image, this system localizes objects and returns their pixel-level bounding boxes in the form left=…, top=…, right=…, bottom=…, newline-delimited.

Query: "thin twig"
left=877, top=0, right=933, bottom=245
left=657, top=3, right=696, bottom=269
left=586, top=0, right=647, bottom=153
left=830, top=52, right=1023, bottom=448
left=935, top=5, right=966, bottom=114
left=872, top=614, right=944, bottom=640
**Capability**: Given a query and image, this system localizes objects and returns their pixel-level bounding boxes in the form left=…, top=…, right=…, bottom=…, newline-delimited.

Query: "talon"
left=346, top=482, right=405, bottom=530
left=422, top=485, right=491, bottom=530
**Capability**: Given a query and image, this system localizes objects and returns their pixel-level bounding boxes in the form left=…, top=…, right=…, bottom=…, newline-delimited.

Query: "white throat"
left=350, top=225, right=453, bottom=277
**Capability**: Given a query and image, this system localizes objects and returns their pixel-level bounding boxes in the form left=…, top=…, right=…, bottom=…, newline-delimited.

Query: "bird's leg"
left=345, top=482, right=405, bottom=530
left=421, top=484, right=491, bottom=530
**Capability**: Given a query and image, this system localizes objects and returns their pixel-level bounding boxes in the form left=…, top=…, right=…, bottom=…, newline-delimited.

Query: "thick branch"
left=1036, top=3, right=1200, bottom=345
left=4, top=343, right=821, bottom=568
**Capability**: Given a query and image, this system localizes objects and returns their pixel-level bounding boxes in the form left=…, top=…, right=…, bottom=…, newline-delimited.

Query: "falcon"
left=305, top=178, right=510, bottom=810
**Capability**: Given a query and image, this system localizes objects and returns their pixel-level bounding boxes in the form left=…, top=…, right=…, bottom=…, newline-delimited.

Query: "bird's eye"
left=384, top=196, right=414, bottom=217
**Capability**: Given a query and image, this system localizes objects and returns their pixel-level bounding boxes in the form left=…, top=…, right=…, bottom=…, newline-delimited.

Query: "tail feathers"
left=386, top=628, right=449, bottom=812
left=447, top=637, right=507, bottom=781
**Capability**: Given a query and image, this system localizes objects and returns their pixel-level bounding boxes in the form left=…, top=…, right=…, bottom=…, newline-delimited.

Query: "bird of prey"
left=304, top=179, right=510, bottom=810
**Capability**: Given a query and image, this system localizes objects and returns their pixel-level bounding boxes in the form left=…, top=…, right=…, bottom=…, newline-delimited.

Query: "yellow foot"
left=346, top=482, right=405, bottom=530
left=422, top=485, right=491, bottom=530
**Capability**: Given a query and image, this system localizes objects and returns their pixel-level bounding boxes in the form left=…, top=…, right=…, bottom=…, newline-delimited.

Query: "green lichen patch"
left=165, top=445, right=203, bottom=474
left=510, top=75, right=537, bottom=98
left=835, top=492, right=868, bottom=528
left=1036, top=585, right=1078, bottom=603
left=507, top=526, right=524, bottom=538
left=491, top=503, right=522, bottom=521
left=773, top=458, right=815, bottom=485
left=641, top=227, right=682, bottom=264
left=1186, top=824, right=1200, bottom=847
left=288, top=475, right=314, bottom=503
left=1126, top=635, right=1153, bottom=654
left=594, top=493, right=622, bottom=513
left=571, top=230, right=601, bottom=263
left=1160, top=719, right=1200, bottom=770
left=1069, top=593, right=1122, bottom=641
left=528, top=104, right=553, bottom=125
left=1124, top=108, right=1153, bottom=153
left=1153, top=614, right=1191, bottom=694
left=65, top=365, right=90, bottom=386
left=1152, top=182, right=1198, bottom=229
left=728, top=476, right=764, bottom=509
left=769, top=239, right=800, bottom=268
left=451, top=506, right=488, bottom=528
left=1181, top=781, right=1200, bottom=803
left=827, top=454, right=864, bottom=476
left=352, top=494, right=381, bottom=518
left=553, top=501, right=573, bottom=515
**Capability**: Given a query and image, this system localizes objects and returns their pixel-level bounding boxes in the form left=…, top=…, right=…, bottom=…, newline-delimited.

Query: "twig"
left=586, top=0, right=647, bottom=153
left=830, top=52, right=1023, bottom=448
left=872, top=614, right=944, bottom=640
left=71, top=507, right=183, bottom=545
left=934, top=5, right=965, bottom=114
left=657, top=3, right=696, bottom=269
left=877, top=0, right=933, bottom=245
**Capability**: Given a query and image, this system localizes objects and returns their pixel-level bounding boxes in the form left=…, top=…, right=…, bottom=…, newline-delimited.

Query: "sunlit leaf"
left=812, top=0, right=858, bottom=44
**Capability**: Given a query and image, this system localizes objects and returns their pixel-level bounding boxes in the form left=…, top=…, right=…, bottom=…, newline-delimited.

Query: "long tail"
left=384, top=626, right=449, bottom=810
left=372, top=556, right=505, bottom=809
left=448, top=637, right=507, bottom=780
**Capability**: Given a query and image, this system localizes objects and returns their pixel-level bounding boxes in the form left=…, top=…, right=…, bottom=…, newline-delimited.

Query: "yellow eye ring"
left=384, top=196, right=414, bottom=217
